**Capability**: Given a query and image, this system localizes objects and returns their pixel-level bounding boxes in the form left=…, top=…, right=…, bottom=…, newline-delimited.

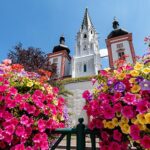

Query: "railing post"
left=90, top=132, right=96, bottom=150
left=66, top=133, right=71, bottom=150
left=76, top=118, right=85, bottom=150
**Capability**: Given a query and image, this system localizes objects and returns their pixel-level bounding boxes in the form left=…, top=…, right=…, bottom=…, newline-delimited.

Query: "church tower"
left=72, top=8, right=101, bottom=78
left=48, top=36, right=71, bottom=78
left=106, top=18, right=136, bottom=68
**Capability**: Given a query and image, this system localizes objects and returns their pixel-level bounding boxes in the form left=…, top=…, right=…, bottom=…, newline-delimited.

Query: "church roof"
left=81, top=8, right=95, bottom=30
left=53, top=36, right=70, bottom=54
left=107, top=18, right=128, bottom=39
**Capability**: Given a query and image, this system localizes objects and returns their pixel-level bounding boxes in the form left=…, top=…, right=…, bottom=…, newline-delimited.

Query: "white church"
left=48, top=8, right=136, bottom=78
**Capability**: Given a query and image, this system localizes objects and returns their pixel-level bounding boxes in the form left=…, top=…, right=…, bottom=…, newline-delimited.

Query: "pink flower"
left=95, top=119, right=103, bottom=129
left=3, top=111, right=13, bottom=121
left=33, top=133, right=49, bottom=150
left=24, top=103, right=36, bottom=114
left=140, top=135, right=150, bottom=149
left=0, top=129, right=4, bottom=140
left=15, top=125, right=25, bottom=137
left=91, top=78, right=96, bottom=85
left=2, top=59, right=12, bottom=65
left=136, top=100, right=148, bottom=113
left=0, top=85, right=7, bottom=92
left=25, top=127, right=32, bottom=137
left=130, top=125, right=140, bottom=140
left=20, top=115, right=29, bottom=125
left=88, top=120, right=96, bottom=130
left=6, top=99, right=17, bottom=109
left=109, top=142, right=121, bottom=150
left=101, top=131, right=109, bottom=141
left=113, top=130, right=122, bottom=142
left=9, top=87, right=17, bottom=95
left=122, top=106, right=134, bottom=119
left=5, top=125, right=15, bottom=135
left=14, top=144, right=25, bottom=150
left=103, top=105, right=115, bottom=119
left=26, top=146, right=33, bottom=150
left=114, top=102, right=122, bottom=112
left=53, top=87, right=59, bottom=94
left=82, top=90, right=90, bottom=100
left=3, top=132, right=13, bottom=144
left=123, top=92, right=136, bottom=104
left=38, top=119, right=46, bottom=132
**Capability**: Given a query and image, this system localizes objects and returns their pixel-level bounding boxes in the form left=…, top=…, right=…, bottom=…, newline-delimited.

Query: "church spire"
left=81, top=8, right=94, bottom=30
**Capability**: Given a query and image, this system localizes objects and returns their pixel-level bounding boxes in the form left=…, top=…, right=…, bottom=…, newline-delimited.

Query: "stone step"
left=53, top=136, right=99, bottom=150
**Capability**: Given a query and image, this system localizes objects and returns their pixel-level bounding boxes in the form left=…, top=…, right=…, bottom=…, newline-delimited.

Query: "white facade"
left=111, top=40, right=133, bottom=64
left=72, top=8, right=101, bottom=78
left=49, top=55, right=62, bottom=77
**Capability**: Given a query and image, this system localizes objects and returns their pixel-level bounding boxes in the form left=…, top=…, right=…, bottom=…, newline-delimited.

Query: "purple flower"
left=136, top=76, right=144, bottom=83
left=0, top=69, right=4, bottom=75
left=114, top=82, right=126, bottom=92
left=139, top=80, right=150, bottom=91
left=107, top=80, right=113, bottom=86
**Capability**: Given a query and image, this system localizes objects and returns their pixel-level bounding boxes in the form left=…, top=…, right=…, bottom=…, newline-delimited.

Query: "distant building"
left=72, top=8, right=101, bottom=78
left=47, top=36, right=71, bottom=78
left=48, top=9, right=136, bottom=78
left=106, top=17, right=136, bottom=68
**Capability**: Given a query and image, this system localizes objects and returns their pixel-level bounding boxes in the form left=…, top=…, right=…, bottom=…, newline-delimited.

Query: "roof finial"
left=59, top=34, right=65, bottom=45
left=113, top=17, right=119, bottom=29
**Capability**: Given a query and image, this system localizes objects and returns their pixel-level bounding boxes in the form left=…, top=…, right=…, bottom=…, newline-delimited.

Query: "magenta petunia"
left=136, top=100, right=148, bottom=113
left=109, top=141, right=121, bottom=150
left=15, top=125, right=25, bottom=137
left=38, top=119, right=46, bottom=132
left=5, top=125, right=15, bottom=135
left=123, top=92, right=136, bottom=104
left=122, top=106, right=134, bottom=119
left=140, top=135, right=150, bottom=149
left=130, top=125, right=140, bottom=140
left=20, top=115, right=29, bottom=125
left=113, top=130, right=122, bottom=142
left=82, top=90, right=91, bottom=100
left=103, top=105, right=115, bottom=119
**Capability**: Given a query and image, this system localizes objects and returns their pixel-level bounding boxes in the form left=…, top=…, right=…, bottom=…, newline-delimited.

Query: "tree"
left=8, top=43, right=47, bottom=72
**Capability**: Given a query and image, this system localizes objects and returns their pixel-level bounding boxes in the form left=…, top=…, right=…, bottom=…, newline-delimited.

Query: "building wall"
left=74, top=55, right=95, bottom=77
left=49, top=56, right=62, bottom=77
left=111, top=40, right=133, bottom=64
left=64, top=81, right=97, bottom=126
left=64, top=58, right=71, bottom=76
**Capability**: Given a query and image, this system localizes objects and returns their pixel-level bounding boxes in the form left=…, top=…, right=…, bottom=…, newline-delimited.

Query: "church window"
left=117, top=43, right=123, bottom=49
left=83, top=45, right=87, bottom=50
left=53, top=58, right=58, bottom=63
left=83, top=64, right=87, bottom=72
left=84, top=34, right=87, bottom=38
left=118, top=50, right=125, bottom=59
left=91, top=30, right=93, bottom=34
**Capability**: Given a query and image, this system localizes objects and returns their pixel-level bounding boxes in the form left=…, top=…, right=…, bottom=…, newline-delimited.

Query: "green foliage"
left=60, top=75, right=97, bottom=85
left=49, top=80, right=73, bottom=97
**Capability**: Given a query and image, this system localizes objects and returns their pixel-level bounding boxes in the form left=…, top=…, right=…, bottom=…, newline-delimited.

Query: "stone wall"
left=64, top=81, right=97, bottom=126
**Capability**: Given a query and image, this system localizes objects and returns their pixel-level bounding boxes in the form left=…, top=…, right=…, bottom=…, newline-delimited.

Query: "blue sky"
left=0, top=0, right=150, bottom=67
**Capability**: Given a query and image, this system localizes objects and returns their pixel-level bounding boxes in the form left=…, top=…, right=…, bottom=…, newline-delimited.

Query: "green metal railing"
left=51, top=118, right=99, bottom=150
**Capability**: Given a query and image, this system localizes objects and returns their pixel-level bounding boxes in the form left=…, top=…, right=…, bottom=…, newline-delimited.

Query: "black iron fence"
left=51, top=118, right=99, bottom=150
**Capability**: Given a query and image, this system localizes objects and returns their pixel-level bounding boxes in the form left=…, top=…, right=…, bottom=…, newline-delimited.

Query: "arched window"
left=91, top=30, right=93, bottom=34
left=83, top=64, right=87, bottom=72
left=84, top=34, right=87, bottom=38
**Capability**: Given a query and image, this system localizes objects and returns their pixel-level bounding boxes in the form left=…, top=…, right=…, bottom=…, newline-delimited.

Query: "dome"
left=107, top=18, right=128, bottom=39
left=53, top=36, right=70, bottom=54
